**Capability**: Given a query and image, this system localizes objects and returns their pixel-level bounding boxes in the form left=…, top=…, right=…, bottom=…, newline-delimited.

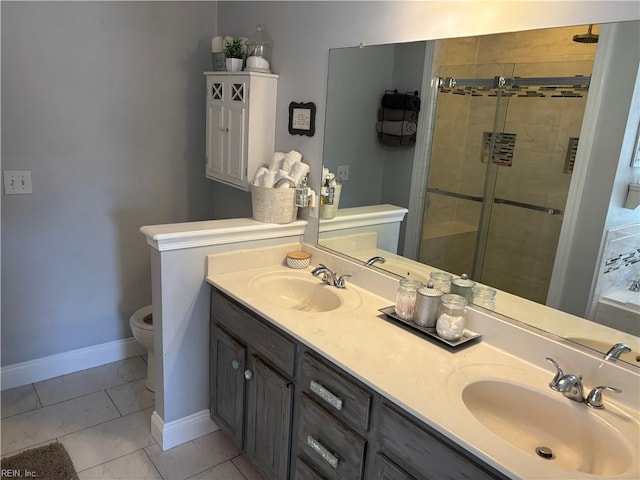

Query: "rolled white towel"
left=282, top=150, right=302, bottom=173
left=259, top=170, right=276, bottom=188
left=252, top=167, right=269, bottom=186
left=275, top=169, right=290, bottom=183
left=375, top=120, right=417, bottom=136
left=269, top=152, right=286, bottom=171
left=290, top=162, right=310, bottom=186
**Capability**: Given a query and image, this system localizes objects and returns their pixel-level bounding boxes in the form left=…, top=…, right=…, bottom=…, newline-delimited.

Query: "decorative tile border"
left=603, top=248, right=640, bottom=274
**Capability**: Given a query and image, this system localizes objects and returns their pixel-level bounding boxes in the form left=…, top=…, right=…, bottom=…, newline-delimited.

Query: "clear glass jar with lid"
left=472, top=284, right=497, bottom=310
left=244, top=24, right=273, bottom=73
left=394, top=278, right=421, bottom=321
left=436, top=294, right=468, bottom=341
left=429, top=271, right=452, bottom=293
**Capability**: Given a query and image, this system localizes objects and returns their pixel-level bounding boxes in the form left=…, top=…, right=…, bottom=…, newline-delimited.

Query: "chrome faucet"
left=365, top=256, right=387, bottom=267
left=311, top=264, right=350, bottom=289
left=545, top=357, right=622, bottom=408
left=629, top=279, right=640, bottom=292
left=545, top=357, right=584, bottom=403
left=604, top=343, right=631, bottom=362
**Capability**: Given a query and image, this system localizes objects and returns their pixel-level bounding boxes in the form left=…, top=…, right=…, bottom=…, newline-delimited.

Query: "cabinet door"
left=371, top=453, right=415, bottom=480
left=245, top=355, right=293, bottom=480
left=206, top=102, right=225, bottom=177
left=210, top=326, right=246, bottom=448
left=225, top=103, right=247, bottom=185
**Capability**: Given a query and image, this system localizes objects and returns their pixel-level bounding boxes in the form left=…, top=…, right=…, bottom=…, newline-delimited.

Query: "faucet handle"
left=545, top=357, right=564, bottom=391
left=585, top=386, right=622, bottom=409
left=335, top=274, right=351, bottom=289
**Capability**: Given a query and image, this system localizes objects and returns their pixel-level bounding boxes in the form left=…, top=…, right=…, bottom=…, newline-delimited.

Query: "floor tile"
left=145, top=431, right=240, bottom=480
left=106, top=378, right=155, bottom=416
left=34, top=357, right=147, bottom=406
left=187, top=460, right=246, bottom=480
left=1, top=384, right=41, bottom=419
left=78, top=450, right=162, bottom=480
left=232, top=455, right=267, bottom=480
left=1, top=391, right=120, bottom=455
left=60, top=407, right=155, bottom=472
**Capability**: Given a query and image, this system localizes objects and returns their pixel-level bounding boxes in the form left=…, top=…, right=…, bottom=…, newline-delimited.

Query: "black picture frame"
left=288, top=102, right=316, bottom=137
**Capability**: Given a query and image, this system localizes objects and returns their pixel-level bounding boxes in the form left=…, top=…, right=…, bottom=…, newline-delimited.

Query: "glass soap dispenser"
left=244, top=24, right=273, bottom=73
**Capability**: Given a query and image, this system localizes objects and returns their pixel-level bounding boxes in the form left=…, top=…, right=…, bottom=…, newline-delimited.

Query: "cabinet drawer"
left=378, top=404, right=505, bottom=480
left=294, top=457, right=324, bottom=480
left=297, top=394, right=366, bottom=480
left=302, top=353, right=371, bottom=433
left=212, top=289, right=295, bottom=376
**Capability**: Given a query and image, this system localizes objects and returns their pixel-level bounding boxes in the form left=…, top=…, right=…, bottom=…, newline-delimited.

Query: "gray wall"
left=1, top=1, right=218, bottom=365
left=2, top=1, right=639, bottom=368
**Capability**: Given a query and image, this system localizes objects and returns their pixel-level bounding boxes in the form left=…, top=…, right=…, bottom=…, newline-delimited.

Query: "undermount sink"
left=461, top=379, right=635, bottom=476
left=248, top=270, right=362, bottom=313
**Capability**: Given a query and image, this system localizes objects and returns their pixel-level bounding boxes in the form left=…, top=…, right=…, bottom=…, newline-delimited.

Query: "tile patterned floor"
left=1, top=357, right=266, bottom=480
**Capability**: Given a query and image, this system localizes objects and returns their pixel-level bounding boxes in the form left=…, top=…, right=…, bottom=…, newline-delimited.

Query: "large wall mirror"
left=317, top=21, right=640, bottom=369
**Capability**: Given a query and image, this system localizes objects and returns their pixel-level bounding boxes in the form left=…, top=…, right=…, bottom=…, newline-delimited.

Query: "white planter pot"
left=226, top=58, right=243, bottom=72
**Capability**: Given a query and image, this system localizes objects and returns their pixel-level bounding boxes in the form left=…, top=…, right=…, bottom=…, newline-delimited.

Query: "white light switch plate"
left=3, top=170, right=32, bottom=194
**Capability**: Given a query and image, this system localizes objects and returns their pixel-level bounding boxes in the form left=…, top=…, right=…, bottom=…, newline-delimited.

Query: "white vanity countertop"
left=206, top=249, right=639, bottom=480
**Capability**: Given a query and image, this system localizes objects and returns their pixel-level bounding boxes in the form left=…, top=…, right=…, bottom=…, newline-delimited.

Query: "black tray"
left=378, top=306, right=481, bottom=348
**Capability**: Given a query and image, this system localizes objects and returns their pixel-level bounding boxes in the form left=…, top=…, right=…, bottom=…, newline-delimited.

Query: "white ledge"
left=318, top=204, right=408, bottom=233
left=140, top=218, right=308, bottom=252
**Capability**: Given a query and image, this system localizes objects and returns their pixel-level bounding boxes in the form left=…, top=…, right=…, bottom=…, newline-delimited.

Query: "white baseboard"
left=1, top=337, right=146, bottom=390
left=151, top=409, right=219, bottom=451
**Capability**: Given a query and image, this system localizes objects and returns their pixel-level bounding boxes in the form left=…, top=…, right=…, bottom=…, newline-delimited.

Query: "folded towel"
left=269, top=152, right=286, bottom=171
left=381, top=92, right=420, bottom=111
left=252, top=167, right=269, bottom=186
left=378, top=107, right=418, bottom=122
left=376, top=120, right=417, bottom=136
left=379, top=132, right=416, bottom=147
left=290, top=162, right=310, bottom=186
left=259, top=170, right=276, bottom=188
left=282, top=150, right=302, bottom=173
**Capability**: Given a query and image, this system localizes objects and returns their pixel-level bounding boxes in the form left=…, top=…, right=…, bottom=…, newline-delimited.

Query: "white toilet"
left=130, top=305, right=155, bottom=392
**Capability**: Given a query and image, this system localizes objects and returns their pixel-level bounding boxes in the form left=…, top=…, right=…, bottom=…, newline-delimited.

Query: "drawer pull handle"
left=306, top=435, right=339, bottom=469
left=310, top=380, right=343, bottom=411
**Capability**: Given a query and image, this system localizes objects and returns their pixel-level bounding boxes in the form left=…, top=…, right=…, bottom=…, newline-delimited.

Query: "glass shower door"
left=474, top=61, right=592, bottom=303
left=419, top=63, right=514, bottom=277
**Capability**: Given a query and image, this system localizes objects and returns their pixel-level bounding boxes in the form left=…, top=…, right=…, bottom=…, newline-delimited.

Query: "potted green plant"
left=224, top=38, right=244, bottom=72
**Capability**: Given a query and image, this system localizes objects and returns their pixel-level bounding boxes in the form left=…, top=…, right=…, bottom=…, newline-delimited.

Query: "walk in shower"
left=420, top=61, right=593, bottom=304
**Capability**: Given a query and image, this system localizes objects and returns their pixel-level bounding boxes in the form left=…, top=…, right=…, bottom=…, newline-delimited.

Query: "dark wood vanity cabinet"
left=210, top=289, right=295, bottom=480
left=210, top=288, right=510, bottom=480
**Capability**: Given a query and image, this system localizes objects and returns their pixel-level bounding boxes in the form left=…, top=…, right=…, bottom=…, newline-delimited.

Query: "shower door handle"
left=493, top=197, right=563, bottom=215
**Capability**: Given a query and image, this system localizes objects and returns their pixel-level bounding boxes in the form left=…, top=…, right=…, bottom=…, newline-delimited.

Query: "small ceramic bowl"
left=286, top=251, right=311, bottom=269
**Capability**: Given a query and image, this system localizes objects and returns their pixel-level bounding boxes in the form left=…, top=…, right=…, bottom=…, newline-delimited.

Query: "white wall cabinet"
left=205, top=72, right=278, bottom=190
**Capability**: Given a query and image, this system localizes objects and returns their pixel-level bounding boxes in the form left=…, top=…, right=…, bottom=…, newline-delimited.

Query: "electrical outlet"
left=3, top=170, right=32, bottom=195
left=337, top=165, right=350, bottom=181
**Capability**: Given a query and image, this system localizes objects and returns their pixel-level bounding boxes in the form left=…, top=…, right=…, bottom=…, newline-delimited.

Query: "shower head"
left=573, top=25, right=598, bottom=43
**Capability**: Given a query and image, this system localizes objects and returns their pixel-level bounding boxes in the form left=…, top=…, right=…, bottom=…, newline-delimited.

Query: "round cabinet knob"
left=231, top=360, right=241, bottom=370
left=244, top=369, right=253, bottom=380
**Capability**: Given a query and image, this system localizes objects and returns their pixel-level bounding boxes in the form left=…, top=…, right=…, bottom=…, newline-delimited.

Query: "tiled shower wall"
left=589, top=224, right=640, bottom=318
left=422, top=25, right=597, bottom=303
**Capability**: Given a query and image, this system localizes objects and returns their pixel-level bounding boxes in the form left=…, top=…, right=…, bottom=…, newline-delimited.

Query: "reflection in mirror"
left=319, top=23, right=640, bottom=369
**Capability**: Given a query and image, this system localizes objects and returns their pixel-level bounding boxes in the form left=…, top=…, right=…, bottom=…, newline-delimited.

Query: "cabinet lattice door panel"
left=204, top=72, right=278, bottom=190
left=245, top=355, right=293, bottom=480
left=210, top=326, right=246, bottom=448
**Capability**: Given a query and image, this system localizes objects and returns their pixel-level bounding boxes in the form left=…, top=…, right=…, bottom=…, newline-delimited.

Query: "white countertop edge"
left=140, top=218, right=307, bottom=251
left=319, top=204, right=408, bottom=233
